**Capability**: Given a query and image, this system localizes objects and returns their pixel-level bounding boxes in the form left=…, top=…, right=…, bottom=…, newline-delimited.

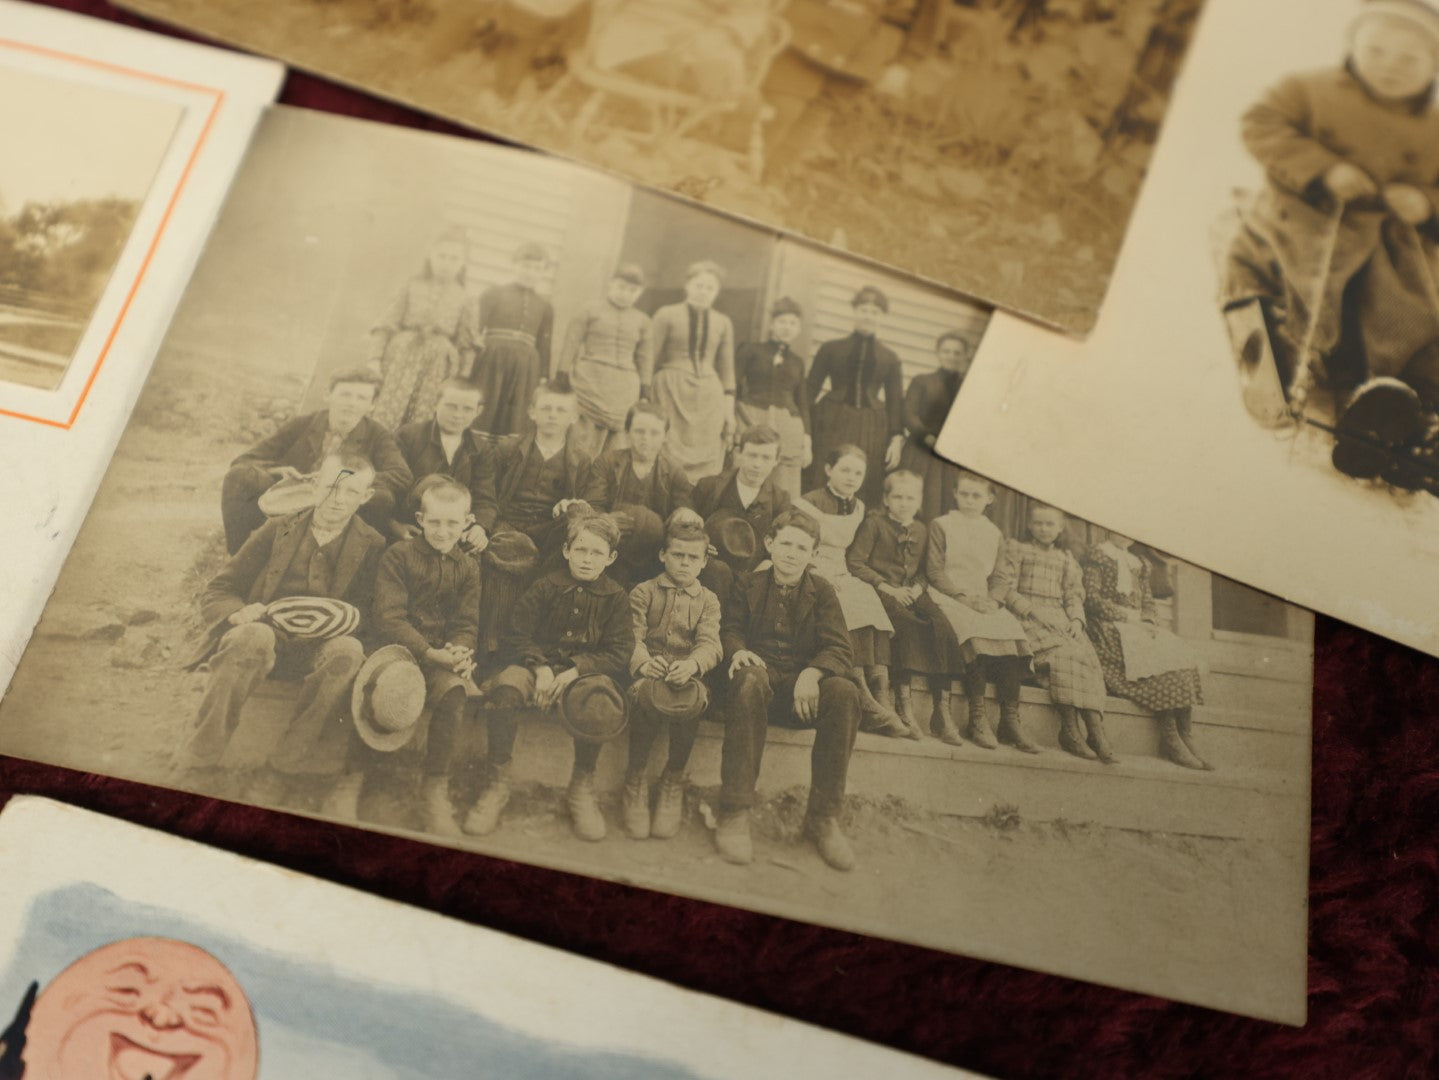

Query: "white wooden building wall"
left=443, top=149, right=576, bottom=298
left=785, top=240, right=992, bottom=381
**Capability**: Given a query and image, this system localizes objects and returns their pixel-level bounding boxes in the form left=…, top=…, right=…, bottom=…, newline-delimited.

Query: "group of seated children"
left=198, top=371, right=1212, bottom=876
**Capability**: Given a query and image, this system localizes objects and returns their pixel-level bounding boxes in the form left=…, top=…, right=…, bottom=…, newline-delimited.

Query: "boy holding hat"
left=469, top=511, right=634, bottom=842
left=184, top=452, right=386, bottom=782
left=1224, top=0, right=1439, bottom=470
left=692, top=424, right=791, bottom=574
left=717, top=508, right=862, bottom=872
left=623, top=515, right=722, bottom=840
left=220, top=368, right=411, bottom=555
left=580, top=401, right=695, bottom=585
left=326, top=477, right=483, bottom=831
left=553, top=263, right=655, bottom=459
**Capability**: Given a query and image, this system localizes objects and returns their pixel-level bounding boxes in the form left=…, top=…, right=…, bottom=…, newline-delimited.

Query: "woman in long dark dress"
left=899, top=329, right=971, bottom=522
left=804, top=285, right=904, bottom=506
left=469, top=241, right=555, bottom=436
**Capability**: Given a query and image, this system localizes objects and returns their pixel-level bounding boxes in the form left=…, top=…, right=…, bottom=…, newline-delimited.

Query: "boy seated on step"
left=324, top=477, right=482, bottom=832
left=622, top=514, right=722, bottom=841
left=717, top=508, right=861, bottom=872
left=466, top=511, right=633, bottom=843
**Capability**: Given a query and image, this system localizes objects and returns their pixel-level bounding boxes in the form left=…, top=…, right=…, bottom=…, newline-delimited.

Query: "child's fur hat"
left=1353, top=0, right=1439, bottom=51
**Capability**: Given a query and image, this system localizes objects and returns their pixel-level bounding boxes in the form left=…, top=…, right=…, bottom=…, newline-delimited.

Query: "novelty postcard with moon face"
left=116, top=0, right=1202, bottom=334
left=938, top=0, right=1439, bottom=661
left=0, top=797, right=976, bottom=1079
left=0, top=104, right=1311, bottom=1025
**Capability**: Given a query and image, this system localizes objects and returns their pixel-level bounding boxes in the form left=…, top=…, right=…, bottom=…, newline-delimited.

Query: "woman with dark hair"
left=733, top=295, right=811, bottom=497
left=649, top=259, right=736, bottom=482
left=899, top=328, right=972, bottom=522
left=804, top=284, right=904, bottom=505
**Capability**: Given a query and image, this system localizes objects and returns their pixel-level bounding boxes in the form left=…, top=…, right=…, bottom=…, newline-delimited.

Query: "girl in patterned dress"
left=795, top=445, right=913, bottom=739
left=368, top=230, right=473, bottom=430
left=925, top=471, right=1036, bottom=751
left=993, top=504, right=1118, bottom=765
left=1082, top=530, right=1213, bottom=770
left=470, top=241, right=555, bottom=437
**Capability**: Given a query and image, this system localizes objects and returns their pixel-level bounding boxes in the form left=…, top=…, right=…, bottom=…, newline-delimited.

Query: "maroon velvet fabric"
left=6, top=3, right=1439, bottom=1074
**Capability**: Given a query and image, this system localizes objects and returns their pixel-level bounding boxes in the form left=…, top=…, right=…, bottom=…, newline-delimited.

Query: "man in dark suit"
left=220, top=369, right=412, bottom=554
left=691, top=424, right=790, bottom=574
left=186, top=452, right=387, bottom=775
left=717, top=508, right=862, bottom=872
left=392, top=377, right=498, bottom=545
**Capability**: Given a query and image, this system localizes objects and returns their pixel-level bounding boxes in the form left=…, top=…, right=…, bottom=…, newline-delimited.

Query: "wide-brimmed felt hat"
left=264, top=596, right=361, bottom=640
left=482, top=527, right=540, bottom=575
left=257, top=475, right=320, bottom=517
left=351, top=644, right=427, bottom=752
left=632, top=677, right=708, bottom=723
left=613, top=503, right=665, bottom=553
left=559, top=673, right=628, bottom=743
left=704, top=510, right=756, bottom=566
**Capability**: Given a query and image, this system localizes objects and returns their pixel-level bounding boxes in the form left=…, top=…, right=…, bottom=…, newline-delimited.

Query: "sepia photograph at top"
left=0, top=105, right=1311, bottom=1023
left=938, top=0, right=1439, bottom=661
left=0, top=63, right=180, bottom=391
left=118, top=0, right=1202, bottom=333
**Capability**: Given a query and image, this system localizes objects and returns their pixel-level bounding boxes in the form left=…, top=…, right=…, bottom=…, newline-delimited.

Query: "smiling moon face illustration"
left=22, top=937, right=258, bottom=1080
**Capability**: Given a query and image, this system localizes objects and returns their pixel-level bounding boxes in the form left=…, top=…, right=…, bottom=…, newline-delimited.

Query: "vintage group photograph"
left=120, top=0, right=1201, bottom=333
left=0, top=105, right=1312, bottom=1022
left=938, top=0, right=1439, bottom=662
left=0, top=60, right=180, bottom=392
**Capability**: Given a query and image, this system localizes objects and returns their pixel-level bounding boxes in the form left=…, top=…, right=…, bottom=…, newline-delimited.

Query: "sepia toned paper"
left=0, top=797, right=976, bottom=1078
left=0, top=2, right=283, bottom=701
left=938, top=0, right=1439, bottom=661
left=0, top=106, right=1311, bottom=1023
left=117, top=0, right=1202, bottom=334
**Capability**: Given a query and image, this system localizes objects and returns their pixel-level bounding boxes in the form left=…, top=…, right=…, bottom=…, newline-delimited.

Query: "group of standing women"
left=364, top=232, right=975, bottom=511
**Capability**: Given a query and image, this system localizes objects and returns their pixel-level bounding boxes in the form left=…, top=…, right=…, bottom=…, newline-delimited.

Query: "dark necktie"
left=688, top=305, right=710, bottom=371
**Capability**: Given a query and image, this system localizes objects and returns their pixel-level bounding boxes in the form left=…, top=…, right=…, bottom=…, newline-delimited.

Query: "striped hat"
left=264, top=596, right=361, bottom=640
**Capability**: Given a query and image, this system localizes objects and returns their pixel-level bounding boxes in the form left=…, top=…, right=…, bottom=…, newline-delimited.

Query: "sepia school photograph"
left=0, top=105, right=1313, bottom=1023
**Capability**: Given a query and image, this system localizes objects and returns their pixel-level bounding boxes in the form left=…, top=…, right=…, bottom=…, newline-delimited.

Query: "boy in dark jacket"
left=327, top=477, right=482, bottom=832
left=468, top=512, right=633, bottom=841
left=718, top=508, right=861, bottom=871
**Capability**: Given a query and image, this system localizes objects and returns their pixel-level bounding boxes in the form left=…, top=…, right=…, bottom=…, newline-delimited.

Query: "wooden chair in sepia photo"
left=530, top=0, right=793, bottom=180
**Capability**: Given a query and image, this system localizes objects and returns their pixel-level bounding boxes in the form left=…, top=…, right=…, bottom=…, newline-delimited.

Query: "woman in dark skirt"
left=899, top=329, right=970, bottom=522
left=469, top=241, right=555, bottom=436
left=804, top=285, right=904, bottom=506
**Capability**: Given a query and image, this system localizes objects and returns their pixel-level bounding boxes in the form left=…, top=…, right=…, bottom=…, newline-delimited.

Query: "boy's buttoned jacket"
left=504, top=569, right=633, bottom=682
left=720, top=568, right=853, bottom=677
left=373, top=537, right=481, bottom=661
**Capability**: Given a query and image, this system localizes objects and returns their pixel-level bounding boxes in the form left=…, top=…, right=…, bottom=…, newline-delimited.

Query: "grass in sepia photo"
left=0, top=65, right=180, bottom=391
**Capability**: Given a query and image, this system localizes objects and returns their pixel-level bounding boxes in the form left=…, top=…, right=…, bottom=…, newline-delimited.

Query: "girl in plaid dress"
left=992, top=505, right=1118, bottom=765
left=1082, top=531, right=1213, bottom=771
